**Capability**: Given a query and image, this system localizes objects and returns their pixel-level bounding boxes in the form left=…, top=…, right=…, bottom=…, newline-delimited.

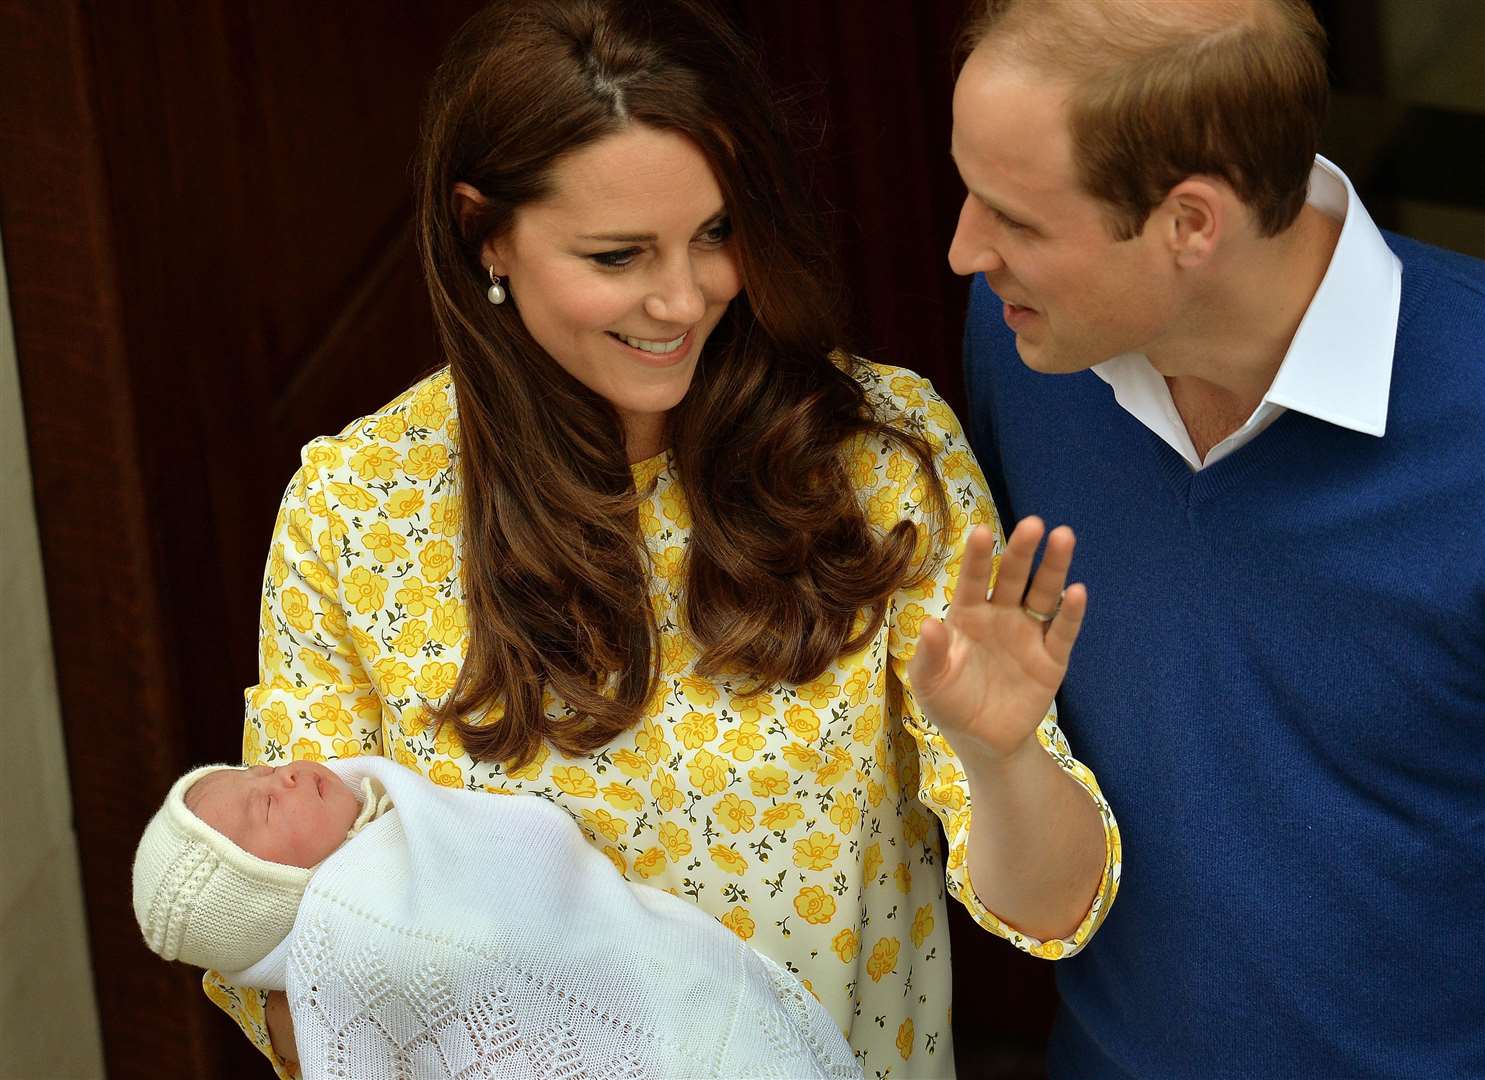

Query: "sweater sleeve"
left=871, top=366, right=1122, bottom=959
left=203, top=443, right=386, bottom=1077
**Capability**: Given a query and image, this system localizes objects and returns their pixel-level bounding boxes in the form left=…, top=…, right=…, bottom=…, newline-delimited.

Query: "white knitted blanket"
left=229, top=757, right=861, bottom=1080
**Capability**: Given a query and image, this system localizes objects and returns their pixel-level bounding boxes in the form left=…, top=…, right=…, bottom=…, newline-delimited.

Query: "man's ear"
left=451, top=181, right=505, bottom=274
left=1159, top=177, right=1225, bottom=269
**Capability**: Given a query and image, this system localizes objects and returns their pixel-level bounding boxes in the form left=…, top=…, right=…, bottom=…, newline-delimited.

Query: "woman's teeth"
left=615, top=331, right=687, bottom=354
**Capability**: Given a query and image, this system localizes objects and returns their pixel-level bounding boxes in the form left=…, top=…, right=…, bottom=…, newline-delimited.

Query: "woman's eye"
left=590, top=248, right=640, bottom=268
left=698, top=218, right=733, bottom=244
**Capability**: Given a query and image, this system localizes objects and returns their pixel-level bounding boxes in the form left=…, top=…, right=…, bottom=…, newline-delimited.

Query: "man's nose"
left=948, top=196, right=1005, bottom=276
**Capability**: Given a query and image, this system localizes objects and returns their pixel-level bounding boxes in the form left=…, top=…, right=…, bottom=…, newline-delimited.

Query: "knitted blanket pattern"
left=236, top=757, right=862, bottom=1080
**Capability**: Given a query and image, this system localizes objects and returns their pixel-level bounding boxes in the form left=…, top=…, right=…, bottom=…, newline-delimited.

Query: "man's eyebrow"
left=578, top=209, right=728, bottom=244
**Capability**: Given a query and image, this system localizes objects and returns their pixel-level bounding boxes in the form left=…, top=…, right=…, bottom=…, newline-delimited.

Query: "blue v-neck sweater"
left=965, top=232, right=1485, bottom=1079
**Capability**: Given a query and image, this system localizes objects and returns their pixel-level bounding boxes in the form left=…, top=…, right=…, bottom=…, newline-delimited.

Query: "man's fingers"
left=1022, top=524, right=1075, bottom=618
left=987, top=517, right=1044, bottom=608
left=1043, top=582, right=1087, bottom=667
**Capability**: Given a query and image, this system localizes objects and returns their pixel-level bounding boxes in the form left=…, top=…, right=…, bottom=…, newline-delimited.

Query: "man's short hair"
left=962, top=0, right=1329, bottom=240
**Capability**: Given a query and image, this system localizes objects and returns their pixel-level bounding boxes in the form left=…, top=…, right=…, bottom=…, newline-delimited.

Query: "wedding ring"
left=1022, top=604, right=1056, bottom=623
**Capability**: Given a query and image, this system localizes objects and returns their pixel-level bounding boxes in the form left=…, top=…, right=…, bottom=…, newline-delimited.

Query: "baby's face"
left=187, top=761, right=361, bottom=869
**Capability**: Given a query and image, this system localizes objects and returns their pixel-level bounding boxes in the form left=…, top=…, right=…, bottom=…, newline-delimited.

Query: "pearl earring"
left=486, top=265, right=507, bottom=305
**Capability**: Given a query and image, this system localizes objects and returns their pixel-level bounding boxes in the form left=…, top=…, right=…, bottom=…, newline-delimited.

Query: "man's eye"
left=590, top=248, right=640, bottom=268
left=994, top=209, right=1029, bottom=232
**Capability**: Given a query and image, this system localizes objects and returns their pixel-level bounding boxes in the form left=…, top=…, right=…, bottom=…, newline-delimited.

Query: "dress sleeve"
left=875, top=369, right=1121, bottom=960
left=203, top=444, right=385, bottom=1077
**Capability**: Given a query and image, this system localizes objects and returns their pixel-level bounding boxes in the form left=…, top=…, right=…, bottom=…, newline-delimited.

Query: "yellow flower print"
left=602, top=782, right=644, bottom=811
left=652, top=545, right=685, bottom=585
left=637, top=499, right=661, bottom=539
left=852, top=705, right=882, bottom=745
left=391, top=618, right=427, bottom=657
left=506, top=743, right=550, bottom=782
left=651, top=770, right=682, bottom=811
left=709, top=843, right=748, bottom=875
left=661, top=633, right=698, bottom=675
left=1029, top=939, right=1065, bottom=959
left=419, top=539, right=456, bottom=582
left=863, top=842, right=883, bottom=881
left=311, top=697, right=353, bottom=739
left=351, top=695, right=380, bottom=724
left=329, top=481, right=378, bottom=511
left=429, top=497, right=462, bottom=537
left=714, top=792, right=756, bottom=834
left=347, top=630, right=378, bottom=672
left=850, top=447, right=876, bottom=488
left=350, top=445, right=400, bottom=482
left=345, top=566, right=389, bottom=614
left=392, top=741, right=421, bottom=772
left=632, top=846, right=667, bottom=879
left=889, top=374, right=925, bottom=407
left=363, top=522, right=409, bottom=565
left=781, top=743, right=821, bottom=771
left=866, top=937, right=901, bottom=982
left=792, top=831, right=840, bottom=871
left=679, top=675, right=719, bottom=708
left=720, top=720, right=765, bottom=761
left=300, top=559, right=337, bottom=597
left=601, top=845, right=626, bottom=876
left=242, top=724, right=262, bottom=763
left=828, top=792, right=860, bottom=835
left=784, top=705, right=820, bottom=743
left=298, top=648, right=343, bottom=686
left=831, top=927, right=860, bottom=963
left=930, top=783, right=966, bottom=811
left=687, top=749, right=730, bottom=796
left=674, top=710, right=717, bottom=750
left=268, top=544, right=291, bottom=588
left=795, top=672, right=838, bottom=709
left=658, top=821, right=692, bottom=860
left=611, top=748, right=651, bottom=780
left=729, top=692, right=775, bottom=725
left=429, top=760, right=463, bottom=789
left=579, top=808, right=625, bottom=843
left=374, top=413, right=407, bottom=442
left=747, top=764, right=790, bottom=799
left=794, top=885, right=837, bottom=926
left=373, top=657, right=415, bottom=697
left=394, top=577, right=436, bottom=617
left=291, top=738, right=326, bottom=763
left=885, top=451, right=914, bottom=485
left=332, top=737, right=362, bottom=758
left=659, top=483, right=691, bottom=529
left=407, top=383, right=451, bottom=429
left=867, top=486, right=901, bottom=531
left=404, top=444, right=449, bottom=480
left=305, top=444, right=341, bottom=471
left=761, top=802, right=805, bottom=830
left=400, top=705, right=431, bottom=738
left=815, top=745, right=854, bottom=787
left=635, top=717, right=670, bottom=764
left=261, top=702, right=292, bottom=746
left=911, top=904, right=935, bottom=948
left=415, top=661, right=459, bottom=701
left=842, top=668, right=870, bottom=707
left=894, top=862, right=912, bottom=893
left=720, top=906, right=754, bottom=941
left=551, top=766, right=598, bottom=799
left=432, top=721, right=464, bottom=758
left=385, top=488, right=425, bottom=520
left=320, top=598, right=348, bottom=639
left=896, top=603, right=929, bottom=639
left=429, top=599, right=467, bottom=647
left=896, top=1018, right=914, bottom=1060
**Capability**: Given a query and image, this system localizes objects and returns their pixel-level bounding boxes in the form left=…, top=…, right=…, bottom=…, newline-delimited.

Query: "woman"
left=207, top=1, right=1119, bottom=1075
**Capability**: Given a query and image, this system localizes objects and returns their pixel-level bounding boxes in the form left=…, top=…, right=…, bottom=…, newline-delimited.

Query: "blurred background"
left=2, top=1, right=1480, bottom=1076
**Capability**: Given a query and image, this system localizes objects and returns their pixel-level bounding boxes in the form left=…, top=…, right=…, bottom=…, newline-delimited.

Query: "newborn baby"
left=133, top=757, right=862, bottom=1080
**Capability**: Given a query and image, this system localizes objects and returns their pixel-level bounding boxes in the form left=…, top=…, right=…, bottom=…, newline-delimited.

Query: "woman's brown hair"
left=416, top=0, right=947, bottom=769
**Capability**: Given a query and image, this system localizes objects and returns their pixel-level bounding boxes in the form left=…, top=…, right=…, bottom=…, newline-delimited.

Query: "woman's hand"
left=265, top=990, right=299, bottom=1067
left=907, top=517, right=1085, bottom=761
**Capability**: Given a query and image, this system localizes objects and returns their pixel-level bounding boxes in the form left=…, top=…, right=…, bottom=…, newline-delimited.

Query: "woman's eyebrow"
left=578, top=209, right=728, bottom=244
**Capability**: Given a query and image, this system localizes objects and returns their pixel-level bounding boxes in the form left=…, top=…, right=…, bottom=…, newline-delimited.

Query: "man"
left=951, top=1, right=1485, bottom=1077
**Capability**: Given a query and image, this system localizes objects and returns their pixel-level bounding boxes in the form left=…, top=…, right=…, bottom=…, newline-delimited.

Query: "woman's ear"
left=1160, top=177, right=1224, bottom=269
left=451, top=182, right=505, bottom=273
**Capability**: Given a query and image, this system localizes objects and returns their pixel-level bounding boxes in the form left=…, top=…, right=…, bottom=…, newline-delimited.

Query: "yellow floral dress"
left=206, top=361, right=1120, bottom=1080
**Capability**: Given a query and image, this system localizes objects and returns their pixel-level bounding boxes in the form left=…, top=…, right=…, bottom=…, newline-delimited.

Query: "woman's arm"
left=265, top=990, right=299, bottom=1068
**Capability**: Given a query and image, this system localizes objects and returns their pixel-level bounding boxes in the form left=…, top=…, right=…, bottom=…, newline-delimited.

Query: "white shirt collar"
left=1091, top=156, right=1402, bottom=469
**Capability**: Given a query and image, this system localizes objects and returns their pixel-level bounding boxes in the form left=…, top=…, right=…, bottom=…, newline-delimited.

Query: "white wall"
left=0, top=230, right=105, bottom=1077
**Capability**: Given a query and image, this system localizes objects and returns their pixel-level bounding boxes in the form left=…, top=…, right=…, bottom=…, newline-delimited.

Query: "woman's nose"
left=645, top=262, right=706, bottom=325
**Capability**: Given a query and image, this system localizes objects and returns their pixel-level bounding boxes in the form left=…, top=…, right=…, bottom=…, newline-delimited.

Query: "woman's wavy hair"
left=416, top=0, right=948, bottom=769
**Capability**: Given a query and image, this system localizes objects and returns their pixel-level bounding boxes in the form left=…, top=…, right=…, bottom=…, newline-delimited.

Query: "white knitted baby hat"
left=132, top=764, right=314, bottom=973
